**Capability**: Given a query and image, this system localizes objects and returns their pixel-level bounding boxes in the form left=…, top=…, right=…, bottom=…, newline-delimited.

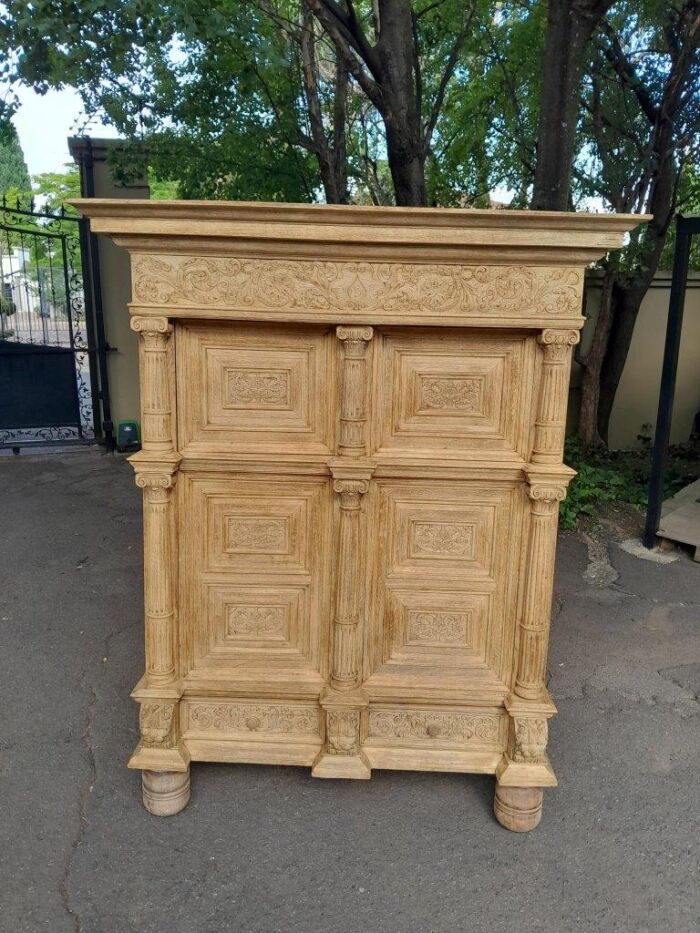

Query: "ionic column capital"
left=537, top=328, right=580, bottom=363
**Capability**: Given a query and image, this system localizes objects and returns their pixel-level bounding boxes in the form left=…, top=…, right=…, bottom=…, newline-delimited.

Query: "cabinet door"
left=176, top=322, right=336, bottom=458
left=373, top=328, right=537, bottom=460
left=364, top=478, right=527, bottom=706
left=178, top=473, right=333, bottom=693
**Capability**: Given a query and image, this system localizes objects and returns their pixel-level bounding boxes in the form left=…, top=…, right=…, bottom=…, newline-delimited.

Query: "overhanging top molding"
left=71, top=199, right=647, bottom=266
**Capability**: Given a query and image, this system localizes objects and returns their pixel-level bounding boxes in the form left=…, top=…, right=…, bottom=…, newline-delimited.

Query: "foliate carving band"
left=187, top=703, right=319, bottom=735
left=369, top=710, right=501, bottom=744
left=132, top=255, right=583, bottom=318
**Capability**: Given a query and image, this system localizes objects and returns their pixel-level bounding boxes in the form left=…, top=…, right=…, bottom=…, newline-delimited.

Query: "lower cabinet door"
left=364, top=478, right=527, bottom=707
left=178, top=472, right=333, bottom=694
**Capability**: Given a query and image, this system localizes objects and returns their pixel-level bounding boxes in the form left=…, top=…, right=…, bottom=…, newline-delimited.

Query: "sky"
left=12, top=85, right=119, bottom=177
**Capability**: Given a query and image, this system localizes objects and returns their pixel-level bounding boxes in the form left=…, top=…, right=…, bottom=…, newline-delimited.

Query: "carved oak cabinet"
left=75, top=200, right=640, bottom=830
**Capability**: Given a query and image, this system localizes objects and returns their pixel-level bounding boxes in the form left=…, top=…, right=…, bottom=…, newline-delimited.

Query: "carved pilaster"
left=331, top=477, right=369, bottom=691
left=130, top=316, right=174, bottom=452
left=135, top=469, right=178, bottom=686
left=514, top=480, right=568, bottom=701
left=532, top=329, right=580, bottom=464
left=336, top=326, right=373, bottom=457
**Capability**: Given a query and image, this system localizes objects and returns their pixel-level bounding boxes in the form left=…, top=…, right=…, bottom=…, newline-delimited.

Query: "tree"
left=0, top=123, right=30, bottom=194
left=531, top=0, right=615, bottom=210
left=0, top=0, right=488, bottom=207
left=575, top=0, right=700, bottom=444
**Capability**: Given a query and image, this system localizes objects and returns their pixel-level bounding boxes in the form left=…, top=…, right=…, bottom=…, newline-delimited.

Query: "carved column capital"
left=336, top=325, right=374, bottom=356
left=333, top=479, right=369, bottom=509
left=131, top=315, right=172, bottom=348
left=537, top=328, right=580, bottom=363
left=527, top=482, right=567, bottom=514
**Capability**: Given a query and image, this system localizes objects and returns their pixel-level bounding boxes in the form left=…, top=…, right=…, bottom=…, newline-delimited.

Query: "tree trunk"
left=531, top=0, right=613, bottom=210
left=578, top=272, right=615, bottom=446
left=376, top=0, right=426, bottom=205
left=596, top=284, right=647, bottom=443
left=300, top=4, right=348, bottom=204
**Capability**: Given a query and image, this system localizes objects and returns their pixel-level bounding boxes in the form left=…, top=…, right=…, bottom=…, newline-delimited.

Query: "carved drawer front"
left=179, top=474, right=332, bottom=682
left=365, top=706, right=507, bottom=751
left=181, top=699, right=322, bottom=743
left=176, top=322, right=335, bottom=456
left=366, top=480, right=525, bottom=699
left=374, top=329, right=535, bottom=458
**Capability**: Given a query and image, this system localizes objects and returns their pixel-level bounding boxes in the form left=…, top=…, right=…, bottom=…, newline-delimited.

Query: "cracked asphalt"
left=1, top=449, right=699, bottom=933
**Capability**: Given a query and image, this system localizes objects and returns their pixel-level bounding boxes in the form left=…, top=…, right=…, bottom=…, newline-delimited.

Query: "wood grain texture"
left=74, top=199, right=645, bottom=828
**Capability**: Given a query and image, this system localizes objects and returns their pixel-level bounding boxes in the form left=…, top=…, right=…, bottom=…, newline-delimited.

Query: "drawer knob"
left=427, top=723, right=442, bottom=738
left=246, top=716, right=262, bottom=731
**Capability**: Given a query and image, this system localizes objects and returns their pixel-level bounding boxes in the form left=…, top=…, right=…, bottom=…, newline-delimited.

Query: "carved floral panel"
left=185, top=702, right=320, bottom=735
left=411, top=521, right=476, bottom=559
left=419, top=376, right=483, bottom=412
left=225, top=368, right=290, bottom=409
left=226, top=605, right=288, bottom=641
left=132, top=254, right=583, bottom=318
left=368, top=709, right=501, bottom=744
left=406, top=610, right=470, bottom=646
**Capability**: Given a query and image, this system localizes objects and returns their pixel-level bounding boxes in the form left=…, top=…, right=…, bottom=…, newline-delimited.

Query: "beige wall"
left=572, top=274, right=700, bottom=448
left=70, top=138, right=148, bottom=434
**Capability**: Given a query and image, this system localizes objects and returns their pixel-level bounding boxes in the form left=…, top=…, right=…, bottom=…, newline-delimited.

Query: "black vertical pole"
left=83, top=139, right=115, bottom=449
left=643, top=218, right=692, bottom=548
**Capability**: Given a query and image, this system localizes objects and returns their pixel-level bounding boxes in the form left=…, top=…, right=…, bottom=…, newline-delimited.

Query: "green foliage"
left=560, top=435, right=700, bottom=529
left=0, top=123, right=30, bottom=194
left=32, top=166, right=81, bottom=213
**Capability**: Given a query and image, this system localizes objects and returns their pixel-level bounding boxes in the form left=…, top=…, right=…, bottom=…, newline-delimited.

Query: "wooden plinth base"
left=311, top=751, right=371, bottom=779
left=493, top=785, right=543, bottom=832
left=142, top=769, right=191, bottom=816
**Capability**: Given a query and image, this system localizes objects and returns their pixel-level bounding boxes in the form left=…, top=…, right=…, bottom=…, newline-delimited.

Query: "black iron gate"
left=0, top=199, right=109, bottom=449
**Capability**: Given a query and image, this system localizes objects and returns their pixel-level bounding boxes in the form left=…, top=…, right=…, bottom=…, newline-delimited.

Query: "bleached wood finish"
left=73, top=198, right=645, bottom=830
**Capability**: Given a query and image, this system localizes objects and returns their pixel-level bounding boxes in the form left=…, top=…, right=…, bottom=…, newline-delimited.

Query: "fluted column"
left=130, top=316, right=174, bottom=452
left=532, top=329, right=580, bottom=464
left=336, top=326, right=373, bottom=457
left=331, top=479, right=369, bottom=690
left=514, top=483, right=567, bottom=699
left=135, top=471, right=177, bottom=685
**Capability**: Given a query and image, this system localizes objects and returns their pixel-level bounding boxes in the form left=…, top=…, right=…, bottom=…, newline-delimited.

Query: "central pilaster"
left=313, top=326, right=374, bottom=779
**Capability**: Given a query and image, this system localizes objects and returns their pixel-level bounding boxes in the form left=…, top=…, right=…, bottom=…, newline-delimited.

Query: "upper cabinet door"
left=176, top=322, right=336, bottom=458
left=373, top=328, right=537, bottom=462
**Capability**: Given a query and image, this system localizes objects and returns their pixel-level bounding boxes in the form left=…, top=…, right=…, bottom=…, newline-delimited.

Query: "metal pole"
left=83, top=138, right=115, bottom=449
left=643, top=218, right=693, bottom=548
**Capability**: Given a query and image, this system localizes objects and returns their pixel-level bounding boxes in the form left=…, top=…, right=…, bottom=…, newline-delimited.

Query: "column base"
left=493, top=785, right=543, bottom=832
left=142, top=768, right=191, bottom=816
left=311, top=750, right=371, bottom=780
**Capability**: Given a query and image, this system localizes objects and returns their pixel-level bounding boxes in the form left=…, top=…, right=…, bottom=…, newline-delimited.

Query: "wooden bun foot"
left=494, top=785, right=543, bottom=832
left=142, top=769, right=191, bottom=816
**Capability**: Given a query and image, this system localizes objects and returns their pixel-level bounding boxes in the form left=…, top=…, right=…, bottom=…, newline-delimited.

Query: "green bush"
left=559, top=435, right=700, bottom=529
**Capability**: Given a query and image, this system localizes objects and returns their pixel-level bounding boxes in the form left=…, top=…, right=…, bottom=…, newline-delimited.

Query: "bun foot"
left=494, top=785, right=543, bottom=832
left=142, top=769, right=191, bottom=816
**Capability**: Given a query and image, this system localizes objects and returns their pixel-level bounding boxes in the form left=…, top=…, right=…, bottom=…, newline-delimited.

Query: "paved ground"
left=1, top=449, right=699, bottom=933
